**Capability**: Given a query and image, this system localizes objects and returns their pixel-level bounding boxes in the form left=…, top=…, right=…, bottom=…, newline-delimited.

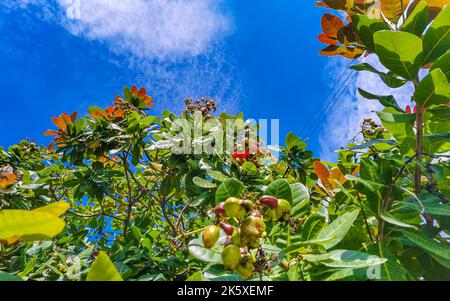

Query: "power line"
left=302, top=56, right=366, bottom=139
left=301, top=58, right=359, bottom=138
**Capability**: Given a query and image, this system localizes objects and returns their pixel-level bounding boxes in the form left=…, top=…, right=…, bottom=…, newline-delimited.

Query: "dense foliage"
left=0, top=1, right=449, bottom=281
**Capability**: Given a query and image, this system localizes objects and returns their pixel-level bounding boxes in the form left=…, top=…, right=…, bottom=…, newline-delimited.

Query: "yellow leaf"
left=33, top=202, right=70, bottom=217
left=87, top=251, right=123, bottom=281
left=0, top=210, right=66, bottom=242
left=381, top=0, right=411, bottom=23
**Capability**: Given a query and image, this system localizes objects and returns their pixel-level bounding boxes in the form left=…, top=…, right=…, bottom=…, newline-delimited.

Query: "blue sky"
left=0, top=1, right=413, bottom=160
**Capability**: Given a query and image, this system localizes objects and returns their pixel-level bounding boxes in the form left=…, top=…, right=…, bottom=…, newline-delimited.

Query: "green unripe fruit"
left=222, top=244, right=241, bottom=269
left=231, top=229, right=243, bottom=247
left=241, top=216, right=266, bottom=238
left=267, top=208, right=279, bottom=220
left=202, top=225, right=220, bottom=249
left=224, top=197, right=246, bottom=218
left=235, top=259, right=254, bottom=280
left=275, top=199, right=291, bottom=220
left=243, top=236, right=260, bottom=249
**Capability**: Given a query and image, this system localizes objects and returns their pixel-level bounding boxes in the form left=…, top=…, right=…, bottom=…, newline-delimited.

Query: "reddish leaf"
left=313, top=161, right=332, bottom=190
left=321, top=14, right=345, bottom=40
left=318, top=33, right=338, bottom=45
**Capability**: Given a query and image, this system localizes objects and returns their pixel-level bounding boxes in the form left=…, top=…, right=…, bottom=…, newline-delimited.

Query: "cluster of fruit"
left=201, top=195, right=292, bottom=279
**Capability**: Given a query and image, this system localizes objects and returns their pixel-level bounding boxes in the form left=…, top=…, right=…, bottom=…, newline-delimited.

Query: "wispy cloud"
left=2, top=0, right=241, bottom=113
left=319, top=55, right=415, bottom=161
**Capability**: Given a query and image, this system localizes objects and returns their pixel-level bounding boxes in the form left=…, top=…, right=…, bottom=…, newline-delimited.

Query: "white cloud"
left=57, top=0, right=231, bottom=60
left=2, top=0, right=240, bottom=113
left=319, top=55, right=416, bottom=161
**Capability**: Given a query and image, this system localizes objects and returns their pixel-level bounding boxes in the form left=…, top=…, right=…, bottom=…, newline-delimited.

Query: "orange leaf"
left=0, top=173, right=16, bottom=188
left=316, top=1, right=330, bottom=8
left=114, top=109, right=124, bottom=118
left=352, top=165, right=360, bottom=176
left=313, top=161, right=332, bottom=190
left=318, top=33, right=338, bottom=45
left=321, top=14, right=345, bottom=40
left=70, top=112, right=78, bottom=122
left=138, top=87, right=146, bottom=97
left=2, top=236, right=20, bottom=245
left=51, top=116, right=65, bottom=130
left=131, top=85, right=138, bottom=94
left=43, top=130, right=58, bottom=136
left=330, top=167, right=347, bottom=189
left=48, top=142, right=55, bottom=152
left=60, top=113, right=72, bottom=125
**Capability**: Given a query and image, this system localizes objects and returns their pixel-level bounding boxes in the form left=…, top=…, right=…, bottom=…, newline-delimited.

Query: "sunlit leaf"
left=414, top=68, right=450, bottom=107
left=422, top=4, right=450, bottom=64
left=317, top=209, right=360, bottom=249
left=374, top=30, right=423, bottom=80
left=86, top=251, right=123, bottom=281
left=0, top=210, right=65, bottom=242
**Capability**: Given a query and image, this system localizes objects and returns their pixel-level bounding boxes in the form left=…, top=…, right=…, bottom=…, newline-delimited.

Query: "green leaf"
left=242, top=161, right=257, bottom=175
left=316, top=209, right=360, bottom=250
left=291, top=183, right=310, bottom=218
left=374, top=31, right=423, bottom=80
left=192, top=176, right=217, bottom=189
left=408, top=191, right=450, bottom=216
left=414, top=68, right=450, bottom=108
left=123, top=86, right=132, bottom=101
left=285, top=132, right=306, bottom=151
left=300, top=213, right=326, bottom=241
left=264, top=178, right=293, bottom=204
left=215, top=178, right=244, bottom=204
left=0, top=271, right=23, bottom=281
left=188, top=238, right=224, bottom=264
left=86, top=251, right=123, bottom=281
left=345, top=175, right=385, bottom=193
left=377, top=110, right=416, bottom=123
left=206, top=169, right=227, bottom=182
left=400, top=1, right=429, bottom=36
left=358, top=88, right=403, bottom=111
left=351, top=63, right=407, bottom=88
left=351, top=15, right=390, bottom=52
left=398, top=229, right=450, bottom=260
left=424, top=132, right=450, bottom=142
left=431, top=51, right=450, bottom=81
left=367, top=245, right=409, bottom=280
left=422, top=4, right=450, bottom=64
left=186, top=271, right=203, bottom=281
left=381, top=213, right=419, bottom=229
left=202, top=265, right=242, bottom=281
left=0, top=210, right=66, bottom=241
left=346, top=139, right=396, bottom=151
left=303, top=249, right=387, bottom=268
